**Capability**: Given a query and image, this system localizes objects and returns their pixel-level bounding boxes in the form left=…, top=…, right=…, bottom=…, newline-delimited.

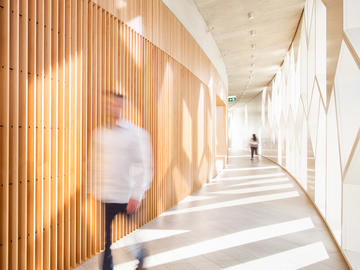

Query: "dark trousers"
left=251, top=147, right=258, bottom=159
left=103, top=203, right=128, bottom=270
left=103, top=203, right=146, bottom=270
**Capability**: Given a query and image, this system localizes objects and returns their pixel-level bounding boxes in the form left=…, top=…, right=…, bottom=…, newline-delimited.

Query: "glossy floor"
left=75, top=153, right=349, bottom=270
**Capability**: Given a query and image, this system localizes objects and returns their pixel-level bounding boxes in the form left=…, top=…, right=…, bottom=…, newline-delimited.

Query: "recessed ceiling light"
left=250, top=30, right=256, bottom=37
left=206, top=25, right=215, bottom=32
left=251, top=44, right=256, bottom=49
left=248, top=12, right=254, bottom=20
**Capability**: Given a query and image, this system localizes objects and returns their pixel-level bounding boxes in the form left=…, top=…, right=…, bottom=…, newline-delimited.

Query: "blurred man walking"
left=91, top=92, right=153, bottom=270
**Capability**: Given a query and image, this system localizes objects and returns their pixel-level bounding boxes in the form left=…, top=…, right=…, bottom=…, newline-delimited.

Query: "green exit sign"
left=228, top=96, right=237, bottom=102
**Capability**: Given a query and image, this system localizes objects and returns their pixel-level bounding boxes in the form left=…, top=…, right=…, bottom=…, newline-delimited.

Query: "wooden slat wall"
left=0, top=0, right=226, bottom=269
left=93, top=0, right=227, bottom=100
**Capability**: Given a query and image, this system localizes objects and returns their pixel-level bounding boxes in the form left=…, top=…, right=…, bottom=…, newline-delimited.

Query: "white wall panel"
left=343, top=183, right=360, bottom=252
left=326, top=92, right=342, bottom=243
left=343, top=130, right=360, bottom=252
left=344, top=0, right=360, bottom=30
left=345, top=28, right=360, bottom=58
left=315, top=0, right=326, bottom=104
left=335, top=41, right=360, bottom=170
left=305, top=0, right=314, bottom=38
left=314, top=104, right=326, bottom=215
left=307, top=85, right=320, bottom=155
left=307, top=10, right=316, bottom=108
left=299, top=26, right=308, bottom=110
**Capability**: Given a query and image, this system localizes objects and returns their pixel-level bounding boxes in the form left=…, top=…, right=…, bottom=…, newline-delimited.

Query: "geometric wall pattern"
left=259, top=0, right=360, bottom=267
left=230, top=0, right=360, bottom=267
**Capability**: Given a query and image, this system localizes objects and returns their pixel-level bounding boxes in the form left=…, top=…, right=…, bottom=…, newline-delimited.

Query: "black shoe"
left=102, top=254, right=114, bottom=270
left=136, top=248, right=147, bottom=270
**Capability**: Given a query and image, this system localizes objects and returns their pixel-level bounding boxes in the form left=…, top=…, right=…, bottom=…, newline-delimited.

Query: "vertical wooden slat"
left=9, top=0, right=20, bottom=269
left=57, top=0, right=65, bottom=268
left=113, top=17, right=119, bottom=242
left=27, top=0, right=36, bottom=268
left=81, top=0, right=88, bottom=261
left=19, top=0, right=29, bottom=269
left=63, top=0, right=71, bottom=268
left=35, top=0, right=44, bottom=269
left=109, top=13, right=115, bottom=243
left=89, top=3, right=96, bottom=257
left=94, top=6, right=102, bottom=254
left=86, top=2, right=93, bottom=259
left=43, top=0, right=51, bottom=269
left=75, top=0, right=83, bottom=265
left=50, top=0, right=58, bottom=269
left=0, top=0, right=10, bottom=269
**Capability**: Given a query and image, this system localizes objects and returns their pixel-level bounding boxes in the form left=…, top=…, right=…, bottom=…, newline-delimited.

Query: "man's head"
left=106, top=91, right=124, bottom=124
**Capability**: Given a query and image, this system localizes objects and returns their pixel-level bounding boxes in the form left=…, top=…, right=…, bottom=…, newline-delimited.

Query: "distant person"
left=91, top=92, right=153, bottom=270
left=249, top=134, right=259, bottom=160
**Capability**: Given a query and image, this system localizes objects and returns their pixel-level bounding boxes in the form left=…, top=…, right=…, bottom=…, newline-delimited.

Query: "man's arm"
left=127, top=130, right=153, bottom=214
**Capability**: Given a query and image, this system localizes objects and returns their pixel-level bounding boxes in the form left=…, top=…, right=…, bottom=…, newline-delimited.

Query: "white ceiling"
left=192, top=0, right=305, bottom=103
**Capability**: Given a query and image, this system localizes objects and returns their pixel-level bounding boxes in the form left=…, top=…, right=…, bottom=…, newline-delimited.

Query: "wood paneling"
left=94, top=0, right=227, bottom=100
left=0, top=0, right=225, bottom=269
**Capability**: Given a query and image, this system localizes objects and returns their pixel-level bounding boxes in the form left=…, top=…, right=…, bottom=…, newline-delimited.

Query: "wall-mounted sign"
left=228, top=96, right=237, bottom=102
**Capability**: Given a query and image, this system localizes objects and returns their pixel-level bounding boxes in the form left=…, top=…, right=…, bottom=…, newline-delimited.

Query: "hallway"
left=76, top=152, right=349, bottom=270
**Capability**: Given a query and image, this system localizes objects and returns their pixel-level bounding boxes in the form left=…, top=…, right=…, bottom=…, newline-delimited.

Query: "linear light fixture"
left=248, top=12, right=254, bottom=20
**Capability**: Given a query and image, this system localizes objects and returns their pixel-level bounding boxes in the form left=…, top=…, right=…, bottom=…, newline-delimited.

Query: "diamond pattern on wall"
left=343, top=131, right=360, bottom=185
left=343, top=133, right=360, bottom=251
left=344, top=29, right=360, bottom=66
left=307, top=83, right=320, bottom=155
left=257, top=0, right=360, bottom=256
left=335, top=41, right=360, bottom=170
left=315, top=0, right=327, bottom=104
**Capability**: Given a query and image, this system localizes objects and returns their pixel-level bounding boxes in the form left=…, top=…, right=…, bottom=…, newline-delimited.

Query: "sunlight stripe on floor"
left=179, top=195, right=214, bottom=204
left=229, top=177, right=289, bottom=187
left=114, top=217, right=314, bottom=269
left=222, top=166, right=279, bottom=172
left=212, top=184, right=294, bottom=195
left=218, top=173, right=285, bottom=181
left=160, top=191, right=299, bottom=216
left=223, top=242, right=329, bottom=270
left=111, top=229, right=190, bottom=250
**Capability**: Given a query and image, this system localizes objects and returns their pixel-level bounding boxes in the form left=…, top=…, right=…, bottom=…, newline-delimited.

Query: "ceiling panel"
left=193, top=0, right=305, bottom=102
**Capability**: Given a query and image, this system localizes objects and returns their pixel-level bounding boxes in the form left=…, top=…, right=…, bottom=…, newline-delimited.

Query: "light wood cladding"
left=93, top=0, right=227, bottom=100
left=0, top=0, right=224, bottom=269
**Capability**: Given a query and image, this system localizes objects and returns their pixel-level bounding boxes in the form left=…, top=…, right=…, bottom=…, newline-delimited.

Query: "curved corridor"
left=76, top=152, right=349, bottom=270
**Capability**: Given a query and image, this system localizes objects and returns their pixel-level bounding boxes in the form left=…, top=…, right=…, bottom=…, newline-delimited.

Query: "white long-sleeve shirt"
left=249, top=138, right=259, bottom=147
left=90, top=120, right=153, bottom=203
